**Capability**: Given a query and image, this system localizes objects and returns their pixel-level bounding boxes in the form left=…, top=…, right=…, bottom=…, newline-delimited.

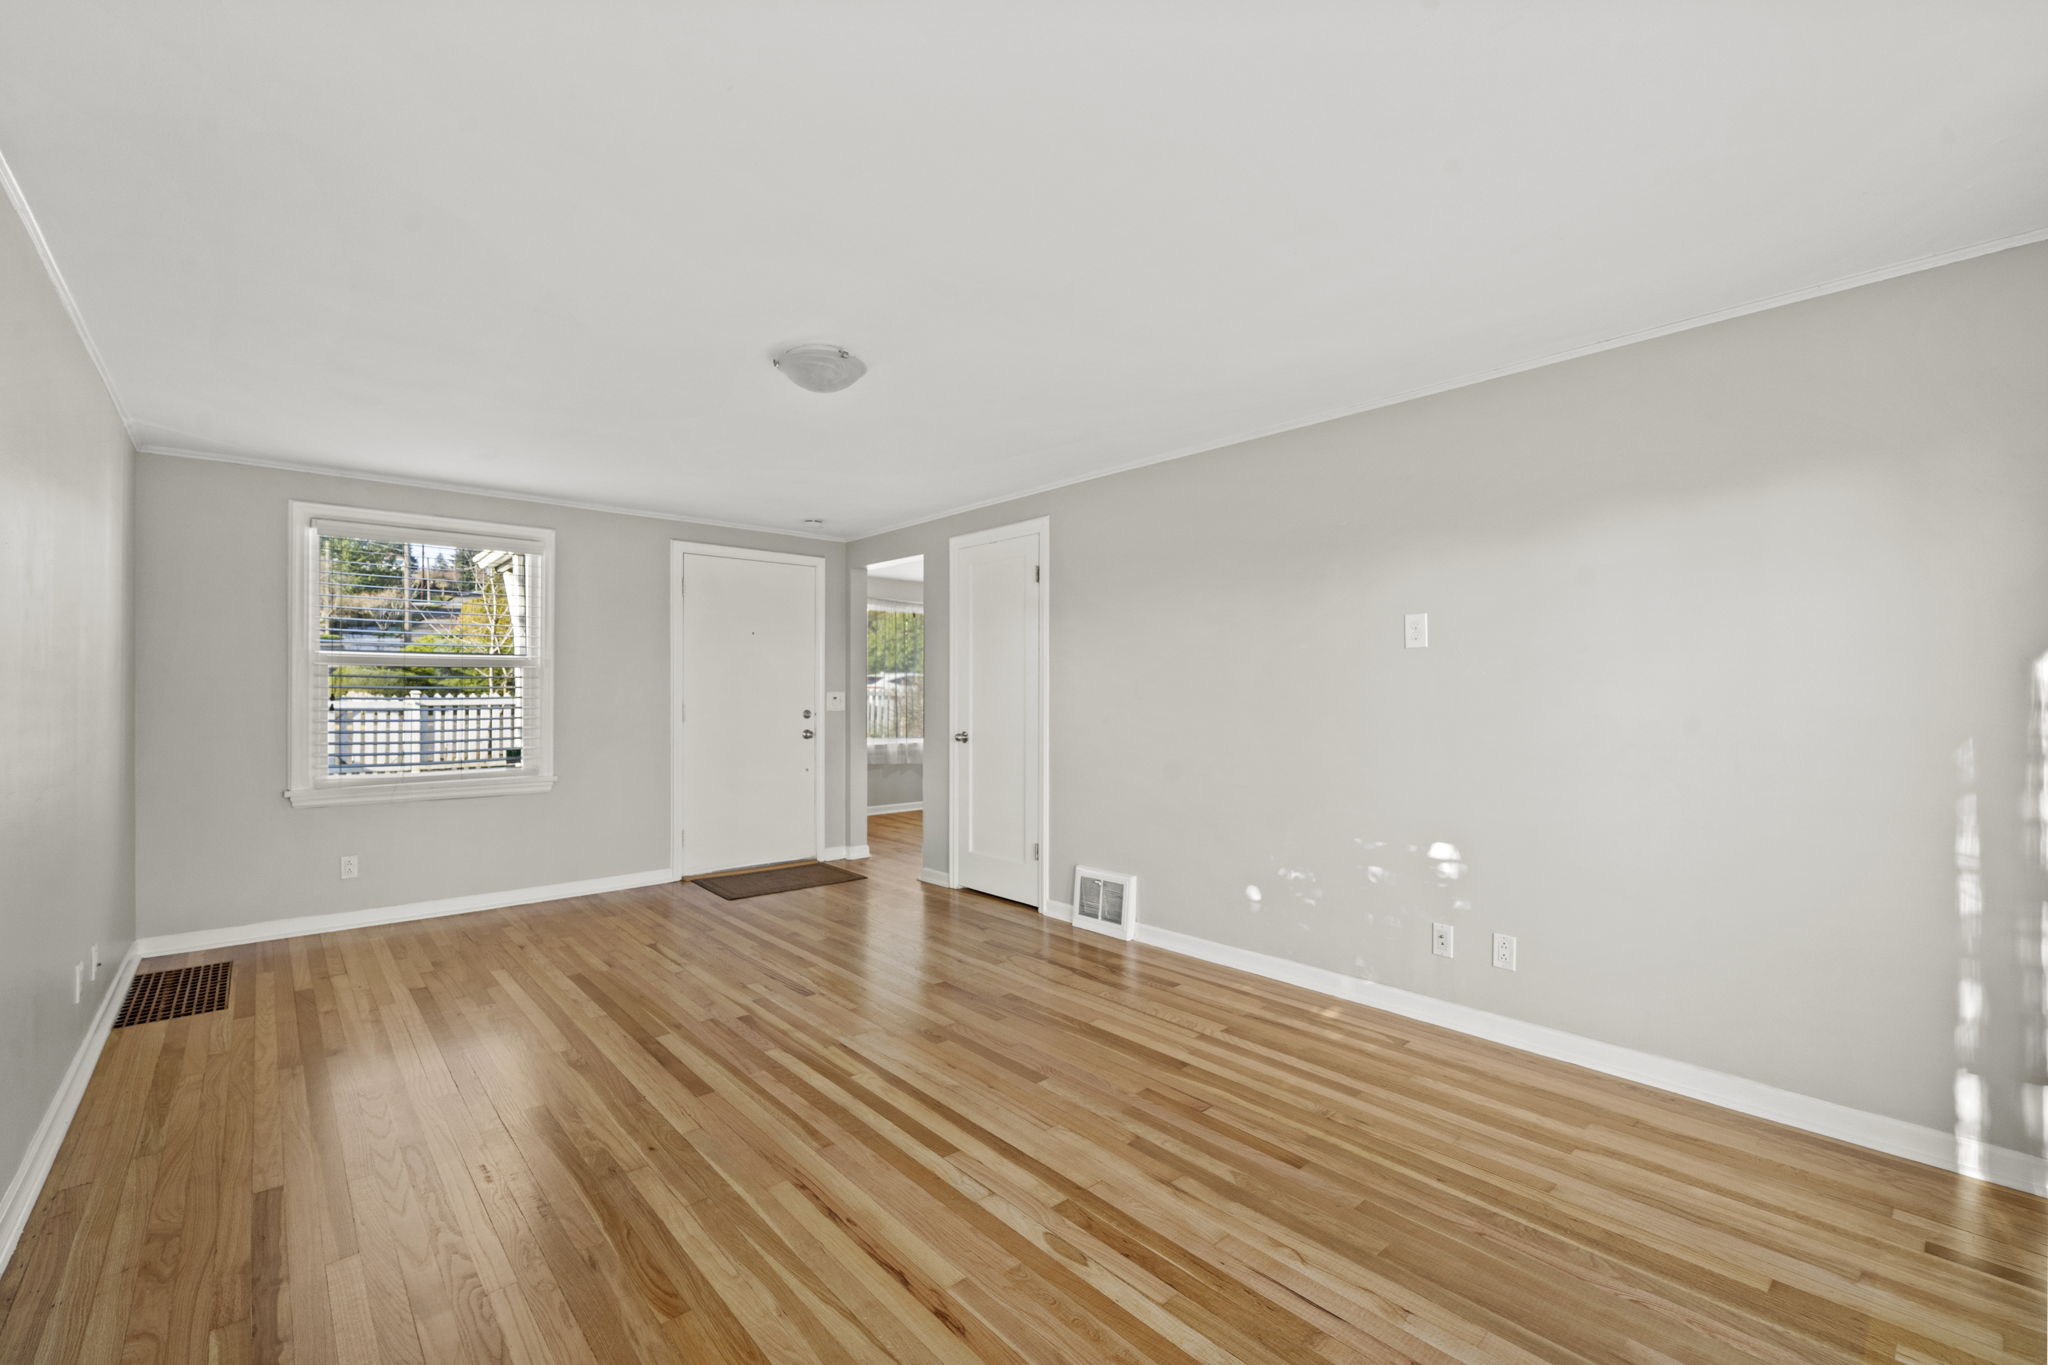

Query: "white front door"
left=951, top=523, right=1044, bottom=905
left=679, top=550, right=821, bottom=874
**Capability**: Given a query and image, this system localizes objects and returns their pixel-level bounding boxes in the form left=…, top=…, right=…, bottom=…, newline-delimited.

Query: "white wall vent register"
left=1072, top=867, right=1138, bottom=941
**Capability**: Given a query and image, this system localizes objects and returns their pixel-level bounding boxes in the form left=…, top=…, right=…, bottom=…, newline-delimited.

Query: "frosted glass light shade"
left=772, top=344, right=867, bottom=393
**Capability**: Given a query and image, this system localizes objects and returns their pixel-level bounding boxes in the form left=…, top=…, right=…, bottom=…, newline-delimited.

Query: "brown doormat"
left=693, top=861, right=866, bottom=900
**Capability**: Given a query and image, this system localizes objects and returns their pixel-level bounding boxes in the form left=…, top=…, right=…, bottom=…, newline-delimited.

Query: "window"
left=286, top=502, right=555, bottom=806
left=866, top=600, right=924, bottom=744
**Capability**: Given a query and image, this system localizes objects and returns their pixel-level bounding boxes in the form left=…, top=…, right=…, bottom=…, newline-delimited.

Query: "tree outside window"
left=866, top=607, right=923, bottom=739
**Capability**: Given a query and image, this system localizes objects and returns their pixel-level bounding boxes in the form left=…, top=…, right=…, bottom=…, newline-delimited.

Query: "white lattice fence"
left=328, top=695, right=523, bottom=774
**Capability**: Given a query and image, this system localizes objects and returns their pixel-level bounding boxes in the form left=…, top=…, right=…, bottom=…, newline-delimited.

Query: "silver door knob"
left=802, top=729, right=815, bottom=739
left=954, top=731, right=969, bottom=743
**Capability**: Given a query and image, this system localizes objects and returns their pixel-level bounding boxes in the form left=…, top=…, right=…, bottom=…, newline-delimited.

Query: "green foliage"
left=322, top=536, right=522, bottom=697
left=319, top=537, right=407, bottom=642
left=397, top=592, right=518, bottom=693
left=323, top=535, right=405, bottom=590
left=866, top=609, right=924, bottom=738
left=867, top=609, right=923, bottom=676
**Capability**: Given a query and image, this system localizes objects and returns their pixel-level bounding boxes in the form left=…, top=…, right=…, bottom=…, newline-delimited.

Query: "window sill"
left=285, top=774, right=556, bottom=808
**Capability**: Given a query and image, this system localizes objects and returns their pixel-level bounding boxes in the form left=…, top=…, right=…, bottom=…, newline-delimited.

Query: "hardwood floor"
left=3, top=811, right=2042, bottom=1363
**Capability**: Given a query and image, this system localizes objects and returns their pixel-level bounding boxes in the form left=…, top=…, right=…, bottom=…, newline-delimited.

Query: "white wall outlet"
left=1432, top=922, right=1454, bottom=957
left=73, top=962, right=84, bottom=1004
left=1405, top=613, right=1429, bottom=649
left=1492, top=933, right=1517, bottom=971
left=340, top=854, right=360, bottom=880
left=825, top=691, right=846, bottom=712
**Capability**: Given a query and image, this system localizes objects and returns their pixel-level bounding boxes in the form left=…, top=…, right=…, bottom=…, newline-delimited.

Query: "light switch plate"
left=825, top=691, right=846, bottom=711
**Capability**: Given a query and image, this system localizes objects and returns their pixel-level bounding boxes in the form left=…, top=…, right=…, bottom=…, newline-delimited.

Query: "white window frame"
left=285, top=501, right=557, bottom=808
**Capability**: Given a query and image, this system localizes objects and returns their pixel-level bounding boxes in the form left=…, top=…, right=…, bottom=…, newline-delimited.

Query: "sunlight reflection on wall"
left=1254, top=836, right=1473, bottom=980
left=1954, top=739, right=1987, bottom=1178
left=2030, top=654, right=2048, bottom=1156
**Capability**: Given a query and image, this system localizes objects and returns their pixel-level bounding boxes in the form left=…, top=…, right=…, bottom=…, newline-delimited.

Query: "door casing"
left=670, top=540, right=827, bottom=877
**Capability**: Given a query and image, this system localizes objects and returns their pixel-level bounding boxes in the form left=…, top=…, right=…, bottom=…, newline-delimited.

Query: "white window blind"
left=287, top=503, right=556, bottom=807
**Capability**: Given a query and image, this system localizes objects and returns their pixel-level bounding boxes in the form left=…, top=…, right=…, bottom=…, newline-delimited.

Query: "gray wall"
left=0, top=198, right=135, bottom=1185
left=867, top=763, right=923, bottom=809
left=851, top=241, right=2048, bottom=1154
left=134, top=456, right=849, bottom=939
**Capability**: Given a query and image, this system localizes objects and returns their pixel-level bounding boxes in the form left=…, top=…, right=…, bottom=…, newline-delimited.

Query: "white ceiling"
left=866, top=556, right=924, bottom=584
left=3, top=3, right=2044, bottom=540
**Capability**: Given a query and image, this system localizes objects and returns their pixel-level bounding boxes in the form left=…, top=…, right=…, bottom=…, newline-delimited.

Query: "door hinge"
left=1034, top=564, right=1041, bottom=583
left=678, top=829, right=685, bottom=845
left=1033, top=842, right=1041, bottom=861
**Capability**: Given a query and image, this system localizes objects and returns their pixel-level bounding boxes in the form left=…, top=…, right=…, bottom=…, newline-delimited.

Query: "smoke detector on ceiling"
left=772, top=344, right=867, bottom=394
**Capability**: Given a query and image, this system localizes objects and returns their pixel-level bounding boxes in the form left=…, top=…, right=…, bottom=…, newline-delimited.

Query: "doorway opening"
left=864, top=555, right=925, bottom=833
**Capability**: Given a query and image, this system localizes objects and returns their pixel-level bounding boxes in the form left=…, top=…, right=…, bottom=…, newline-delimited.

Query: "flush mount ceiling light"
left=771, top=343, right=867, bottom=394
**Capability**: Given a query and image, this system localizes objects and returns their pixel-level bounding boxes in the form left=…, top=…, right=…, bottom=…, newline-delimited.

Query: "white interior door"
left=679, top=550, right=821, bottom=875
left=951, top=524, right=1044, bottom=905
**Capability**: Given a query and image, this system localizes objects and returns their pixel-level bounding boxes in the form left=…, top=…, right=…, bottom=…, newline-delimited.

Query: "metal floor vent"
left=115, top=962, right=233, bottom=1027
left=1072, top=866, right=1138, bottom=941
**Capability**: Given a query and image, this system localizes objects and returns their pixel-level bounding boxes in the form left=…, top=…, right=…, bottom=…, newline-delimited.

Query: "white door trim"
left=947, top=517, right=1051, bottom=909
left=670, top=540, right=827, bottom=877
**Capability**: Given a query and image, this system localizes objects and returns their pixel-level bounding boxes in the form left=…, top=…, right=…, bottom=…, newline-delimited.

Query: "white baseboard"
left=919, top=867, right=958, bottom=889
left=134, top=868, right=677, bottom=958
left=1, top=944, right=143, bottom=1274
left=866, top=802, right=923, bottom=816
left=1131, top=923, right=2048, bottom=1197
left=823, top=845, right=872, bottom=862
left=1044, top=899, right=1137, bottom=939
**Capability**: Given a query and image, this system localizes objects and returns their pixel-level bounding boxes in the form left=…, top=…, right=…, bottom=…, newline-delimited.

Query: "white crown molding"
left=1, top=945, right=143, bottom=1274
left=0, top=145, right=137, bottom=439
left=1132, top=922, right=2048, bottom=1197
left=849, top=225, right=2048, bottom=542
left=134, top=868, right=675, bottom=958
left=136, top=443, right=844, bottom=544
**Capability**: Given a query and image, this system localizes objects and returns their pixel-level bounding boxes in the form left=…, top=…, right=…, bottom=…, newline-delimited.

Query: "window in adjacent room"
left=866, top=597, right=924, bottom=743
left=866, top=555, right=925, bottom=781
left=285, top=502, right=556, bottom=807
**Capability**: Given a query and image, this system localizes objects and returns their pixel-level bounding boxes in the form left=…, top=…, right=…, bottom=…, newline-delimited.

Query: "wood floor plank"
left=3, top=810, right=2043, bottom=1362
